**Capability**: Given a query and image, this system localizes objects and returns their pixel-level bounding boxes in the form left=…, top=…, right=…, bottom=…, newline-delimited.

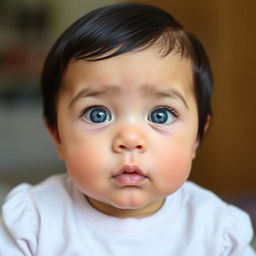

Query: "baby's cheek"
left=65, top=145, right=105, bottom=187
left=155, top=147, right=192, bottom=192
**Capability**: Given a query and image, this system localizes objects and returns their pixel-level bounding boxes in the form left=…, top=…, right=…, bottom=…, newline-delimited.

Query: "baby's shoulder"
left=178, top=182, right=254, bottom=253
left=27, top=174, right=72, bottom=204
left=181, top=181, right=226, bottom=206
left=2, top=174, right=71, bottom=222
left=180, top=181, right=252, bottom=224
left=0, top=175, right=78, bottom=254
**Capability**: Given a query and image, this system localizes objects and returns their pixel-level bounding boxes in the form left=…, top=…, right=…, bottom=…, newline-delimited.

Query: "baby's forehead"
left=60, top=50, right=194, bottom=97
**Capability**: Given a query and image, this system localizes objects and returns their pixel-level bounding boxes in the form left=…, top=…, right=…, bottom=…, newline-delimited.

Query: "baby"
left=0, top=2, right=254, bottom=255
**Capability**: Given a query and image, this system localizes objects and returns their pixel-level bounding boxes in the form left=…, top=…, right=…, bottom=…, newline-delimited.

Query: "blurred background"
left=0, top=0, right=255, bottom=234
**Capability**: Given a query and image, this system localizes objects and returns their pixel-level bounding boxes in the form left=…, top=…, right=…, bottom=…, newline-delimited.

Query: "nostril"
left=118, top=144, right=143, bottom=151
left=136, top=145, right=143, bottom=150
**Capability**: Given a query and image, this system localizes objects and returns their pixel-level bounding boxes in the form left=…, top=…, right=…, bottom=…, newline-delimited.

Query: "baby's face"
left=51, top=47, right=199, bottom=218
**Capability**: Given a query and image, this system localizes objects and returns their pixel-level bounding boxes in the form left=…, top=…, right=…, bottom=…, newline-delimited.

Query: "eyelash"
left=79, top=105, right=111, bottom=118
left=153, top=105, right=178, bottom=117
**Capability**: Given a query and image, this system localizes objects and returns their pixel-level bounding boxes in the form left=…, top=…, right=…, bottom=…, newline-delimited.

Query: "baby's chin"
left=87, top=195, right=165, bottom=218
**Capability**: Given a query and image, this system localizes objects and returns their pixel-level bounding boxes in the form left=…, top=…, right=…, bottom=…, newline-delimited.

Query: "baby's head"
left=41, top=3, right=213, bottom=217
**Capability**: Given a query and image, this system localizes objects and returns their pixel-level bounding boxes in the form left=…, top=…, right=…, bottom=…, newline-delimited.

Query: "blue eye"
left=148, top=107, right=176, bottom=124
left=82, top=106, right=111, bottom=123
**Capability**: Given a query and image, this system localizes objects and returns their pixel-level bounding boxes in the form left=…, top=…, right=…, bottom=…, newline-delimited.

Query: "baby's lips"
left=112, top=164, right=148, bottom=186
left=115, top=164, right=147, bottom=177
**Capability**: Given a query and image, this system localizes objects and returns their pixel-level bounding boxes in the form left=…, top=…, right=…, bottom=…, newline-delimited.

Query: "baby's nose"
left=112, top=128, right=147, bottom=153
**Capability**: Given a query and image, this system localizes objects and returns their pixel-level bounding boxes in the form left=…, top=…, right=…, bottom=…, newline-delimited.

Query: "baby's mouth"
left=112, top=165, right=148, bottom=186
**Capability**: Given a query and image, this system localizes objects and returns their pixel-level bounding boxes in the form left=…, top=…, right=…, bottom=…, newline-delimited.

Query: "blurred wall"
left=50, top=0, right=119, bottom=40
left=129, top=0, right=256, bottom=198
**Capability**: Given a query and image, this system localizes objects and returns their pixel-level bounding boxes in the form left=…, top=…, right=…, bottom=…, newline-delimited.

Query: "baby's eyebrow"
left=69, top=85, right=188, bottom=109
left=69, top=86, right=120, bottom=107
left=140, top=86, right=188, bottom=109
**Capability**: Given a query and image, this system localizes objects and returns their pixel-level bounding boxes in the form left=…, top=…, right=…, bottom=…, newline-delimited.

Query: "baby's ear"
left=44, top=119, right=65, bottom=160
left=192, top=139, right=200, bottom=160
left=203, top=115, right=212, bottom=134
left=192, top=115, right=212, bottom=159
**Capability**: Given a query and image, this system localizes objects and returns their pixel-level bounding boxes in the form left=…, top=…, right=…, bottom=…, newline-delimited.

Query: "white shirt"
left=0, top=175, right=254, bottom=256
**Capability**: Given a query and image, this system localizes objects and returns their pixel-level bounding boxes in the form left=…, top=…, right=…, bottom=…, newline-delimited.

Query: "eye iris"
left=151, top=109, right=168, bottom=123
left=90, top=109, right=107, bottom=123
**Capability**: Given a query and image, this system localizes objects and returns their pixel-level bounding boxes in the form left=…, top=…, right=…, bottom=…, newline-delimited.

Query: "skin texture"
left=48, top=47, right=200, bottom=218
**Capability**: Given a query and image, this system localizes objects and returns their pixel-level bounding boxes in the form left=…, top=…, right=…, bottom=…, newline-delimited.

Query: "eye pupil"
left=151, top=110, right=167, bottom=123
left=90, top=108, right=108, bottom=123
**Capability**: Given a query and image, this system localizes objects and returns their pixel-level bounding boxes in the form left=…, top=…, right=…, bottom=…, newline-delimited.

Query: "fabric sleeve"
left=220, top=204, right=255, bottom=256
left=0, top=184, right=38, bottom=256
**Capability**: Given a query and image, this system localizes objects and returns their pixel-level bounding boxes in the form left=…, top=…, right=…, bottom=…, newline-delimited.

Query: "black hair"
left=41, top=2, right=213, bottom=141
